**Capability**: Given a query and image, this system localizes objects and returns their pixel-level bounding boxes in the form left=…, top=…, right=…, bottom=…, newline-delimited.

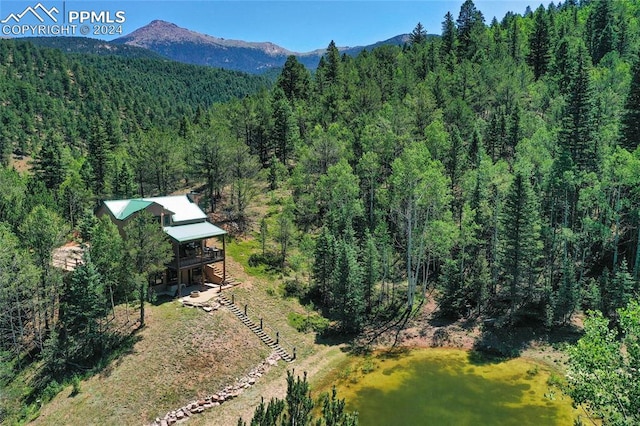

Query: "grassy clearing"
left=29, top=187, right=340, bottom=425
left=31, top=242, right=331, bottom=425
left=32, top=301, right=270, bottom=425
left=226, top=237, right=277, bottom=283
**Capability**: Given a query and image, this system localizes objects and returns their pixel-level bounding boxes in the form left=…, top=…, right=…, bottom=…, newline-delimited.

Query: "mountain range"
left=25, top=20, right=414, bottom=74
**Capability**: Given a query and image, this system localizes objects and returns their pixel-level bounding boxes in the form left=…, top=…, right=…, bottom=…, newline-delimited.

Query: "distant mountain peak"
left=113, top=20, right=413, bottom=74
left=116, top=20, right=292, bottom=56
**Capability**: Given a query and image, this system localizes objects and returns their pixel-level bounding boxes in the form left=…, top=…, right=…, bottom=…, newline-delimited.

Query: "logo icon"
left=1, top=2, right=59, bottom=24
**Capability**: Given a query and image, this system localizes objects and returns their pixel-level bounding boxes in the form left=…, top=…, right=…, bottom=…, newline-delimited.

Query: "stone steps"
left=219, top=294, right=293, bottom=363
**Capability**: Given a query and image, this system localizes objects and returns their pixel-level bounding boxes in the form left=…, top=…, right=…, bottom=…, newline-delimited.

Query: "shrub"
left=287, top=312, right=330, bottom=334
left=70, top=375, right=81, bottom=396
left=248, top=252, right=283, bottom=271
left=283, top=278, right=307, bottom=298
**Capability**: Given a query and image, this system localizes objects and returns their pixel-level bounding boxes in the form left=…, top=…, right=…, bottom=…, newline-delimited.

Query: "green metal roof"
left=163, top=222, right=226, bottom=243
left=103, top=199, right=154, bottom=220
left=118, top=200, right=153, bottom=220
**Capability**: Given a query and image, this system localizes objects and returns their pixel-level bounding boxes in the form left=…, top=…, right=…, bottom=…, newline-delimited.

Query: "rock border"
left=148, top=352, right=281, bottom=426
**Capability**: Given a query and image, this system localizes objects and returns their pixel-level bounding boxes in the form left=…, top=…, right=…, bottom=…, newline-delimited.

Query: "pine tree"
left=313, top=227, right=336, bottom=307
left=277, top=55, right=311, bottom=103
left=87, top=119, right=109, bottom=197
left=57, top=253, right=107, bottom=367
left=284, top=371, right=314, bottom=426
left=59, top=165, right=92, bottom=228
left=239, top=371, right=358, bottom=426
left=558, top=45, right=595, bottom=172
left=331, top=237, right=365, bottom=333
left=586, top=0, right=616, bottom=65
left=112, top=160, right=136, bottom=199
left=554, top=249, right=579, bottom=325
left=604, top=260, right=636, bottom=318
left=410, top=22, right=427, bottom=45
left=324, top=40, right=342, bottom=86
left=32, top=133, right=66, bottom=190
left=270, top=88, right=298, bottom=164
left=0, top=166, right=26, bottom=228
left=441, top=11, right=457, bottom=63
left=508, top=16, right=520, bottom=62
left=320, top=387, right=359, bottom=426
left=456, top=0, right=484, bottom=60
left=527, top=5, right=552, bottom=80
left=621, top=59, right=640, bottom=151
left=499, top=172, right=542, bottom=322
left=124, top=211, right=173, bottom=328
left=362, top=231, right=381, bottom=313
left=315, top=41, right=344, bottom=123
left=192, top=129, right=229, bottom=212
left=507, top=102, right=521, bottom=159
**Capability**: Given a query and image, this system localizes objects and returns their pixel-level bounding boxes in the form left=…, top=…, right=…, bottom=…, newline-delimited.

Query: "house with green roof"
left=96, top=195, right=227, bottom=296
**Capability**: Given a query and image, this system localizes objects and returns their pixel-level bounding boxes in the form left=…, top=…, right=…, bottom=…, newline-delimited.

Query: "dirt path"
left=188, top=344, right=348, bottom=425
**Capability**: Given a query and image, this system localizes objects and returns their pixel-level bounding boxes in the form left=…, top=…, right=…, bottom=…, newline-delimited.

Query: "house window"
left=149, top=272, right=164, bottom=287
left=163, top=214, right=171, bottom=226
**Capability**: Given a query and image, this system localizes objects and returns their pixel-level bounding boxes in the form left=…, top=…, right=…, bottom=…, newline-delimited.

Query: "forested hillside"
left=2, top=0, right=640, bottom=423
left=0, top=39, right=271, bottom=163
left=188, top=0, right=640, bottom=331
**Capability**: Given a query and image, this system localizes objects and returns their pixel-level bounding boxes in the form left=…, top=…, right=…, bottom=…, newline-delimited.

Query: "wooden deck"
left=166, top=249, right=224, bottom=270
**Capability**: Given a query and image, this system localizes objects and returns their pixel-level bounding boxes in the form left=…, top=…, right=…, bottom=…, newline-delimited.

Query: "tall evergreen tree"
left=558, top=45, right=596, bottom=171
left=277, top=55, right=311, bottom=103
left=20, top=206, right=68, bottom=348
left=32, top=133, right=66, bottom=191
left=111, top=160, right=136, bottom=199
left=56, top=254, right=108, bottom=369
left=0, top=166, right=26, bottom=228
left=621, top=59, right=640, bottom=151
left=313, top=226, right=336, bottom=307
left=441, top=11, right=457, bottom=63
left=331, top=237, right=365, bottom=333
left=284, top=371, right=314, bottom=426
left=586, top=0, right=616, bottom=64
left=270, top=87, right=298, bottom=164
left=409, top=22, right=428, bottom=45
left=499, top=172, right=542, bottom=322
left=124, top=211, right=172, bottom=328
left=456, top=0, right=485, bottom=60
left=527, top=5, right=552, bottom=80
left=87, top=119, right=109, bottom=197
left=192, top=129, right=229, bottom=212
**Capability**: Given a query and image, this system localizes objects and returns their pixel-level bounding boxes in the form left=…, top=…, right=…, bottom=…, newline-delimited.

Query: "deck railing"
left=167, top=249, right=224, bottom=269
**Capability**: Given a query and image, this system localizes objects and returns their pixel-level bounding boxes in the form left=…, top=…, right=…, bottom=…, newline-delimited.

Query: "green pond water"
left=318, top=349, right=576, bottom=426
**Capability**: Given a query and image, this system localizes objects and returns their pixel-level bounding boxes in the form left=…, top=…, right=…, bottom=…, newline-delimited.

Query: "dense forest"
left=1, top=0, right=640, bottom=423
left=0, top=40, right=271, bottom=163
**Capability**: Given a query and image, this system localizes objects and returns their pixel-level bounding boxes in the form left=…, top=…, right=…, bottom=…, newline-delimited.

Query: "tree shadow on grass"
left=150, top=294, right=174, bottom=306
left=96, top=331, right=142, bottom=379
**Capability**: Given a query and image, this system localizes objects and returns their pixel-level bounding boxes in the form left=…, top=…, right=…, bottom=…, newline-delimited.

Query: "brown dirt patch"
left=9, top=154, right=32, bottom=173
left=364, top=297, right=582, bottom=371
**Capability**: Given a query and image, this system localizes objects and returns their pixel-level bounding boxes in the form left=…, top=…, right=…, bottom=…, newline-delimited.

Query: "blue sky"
left=2, top=1, right=540, bottom=52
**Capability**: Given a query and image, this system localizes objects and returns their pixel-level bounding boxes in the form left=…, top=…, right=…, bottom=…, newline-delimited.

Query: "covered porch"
left=163, top=221, right=227, bottom=294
